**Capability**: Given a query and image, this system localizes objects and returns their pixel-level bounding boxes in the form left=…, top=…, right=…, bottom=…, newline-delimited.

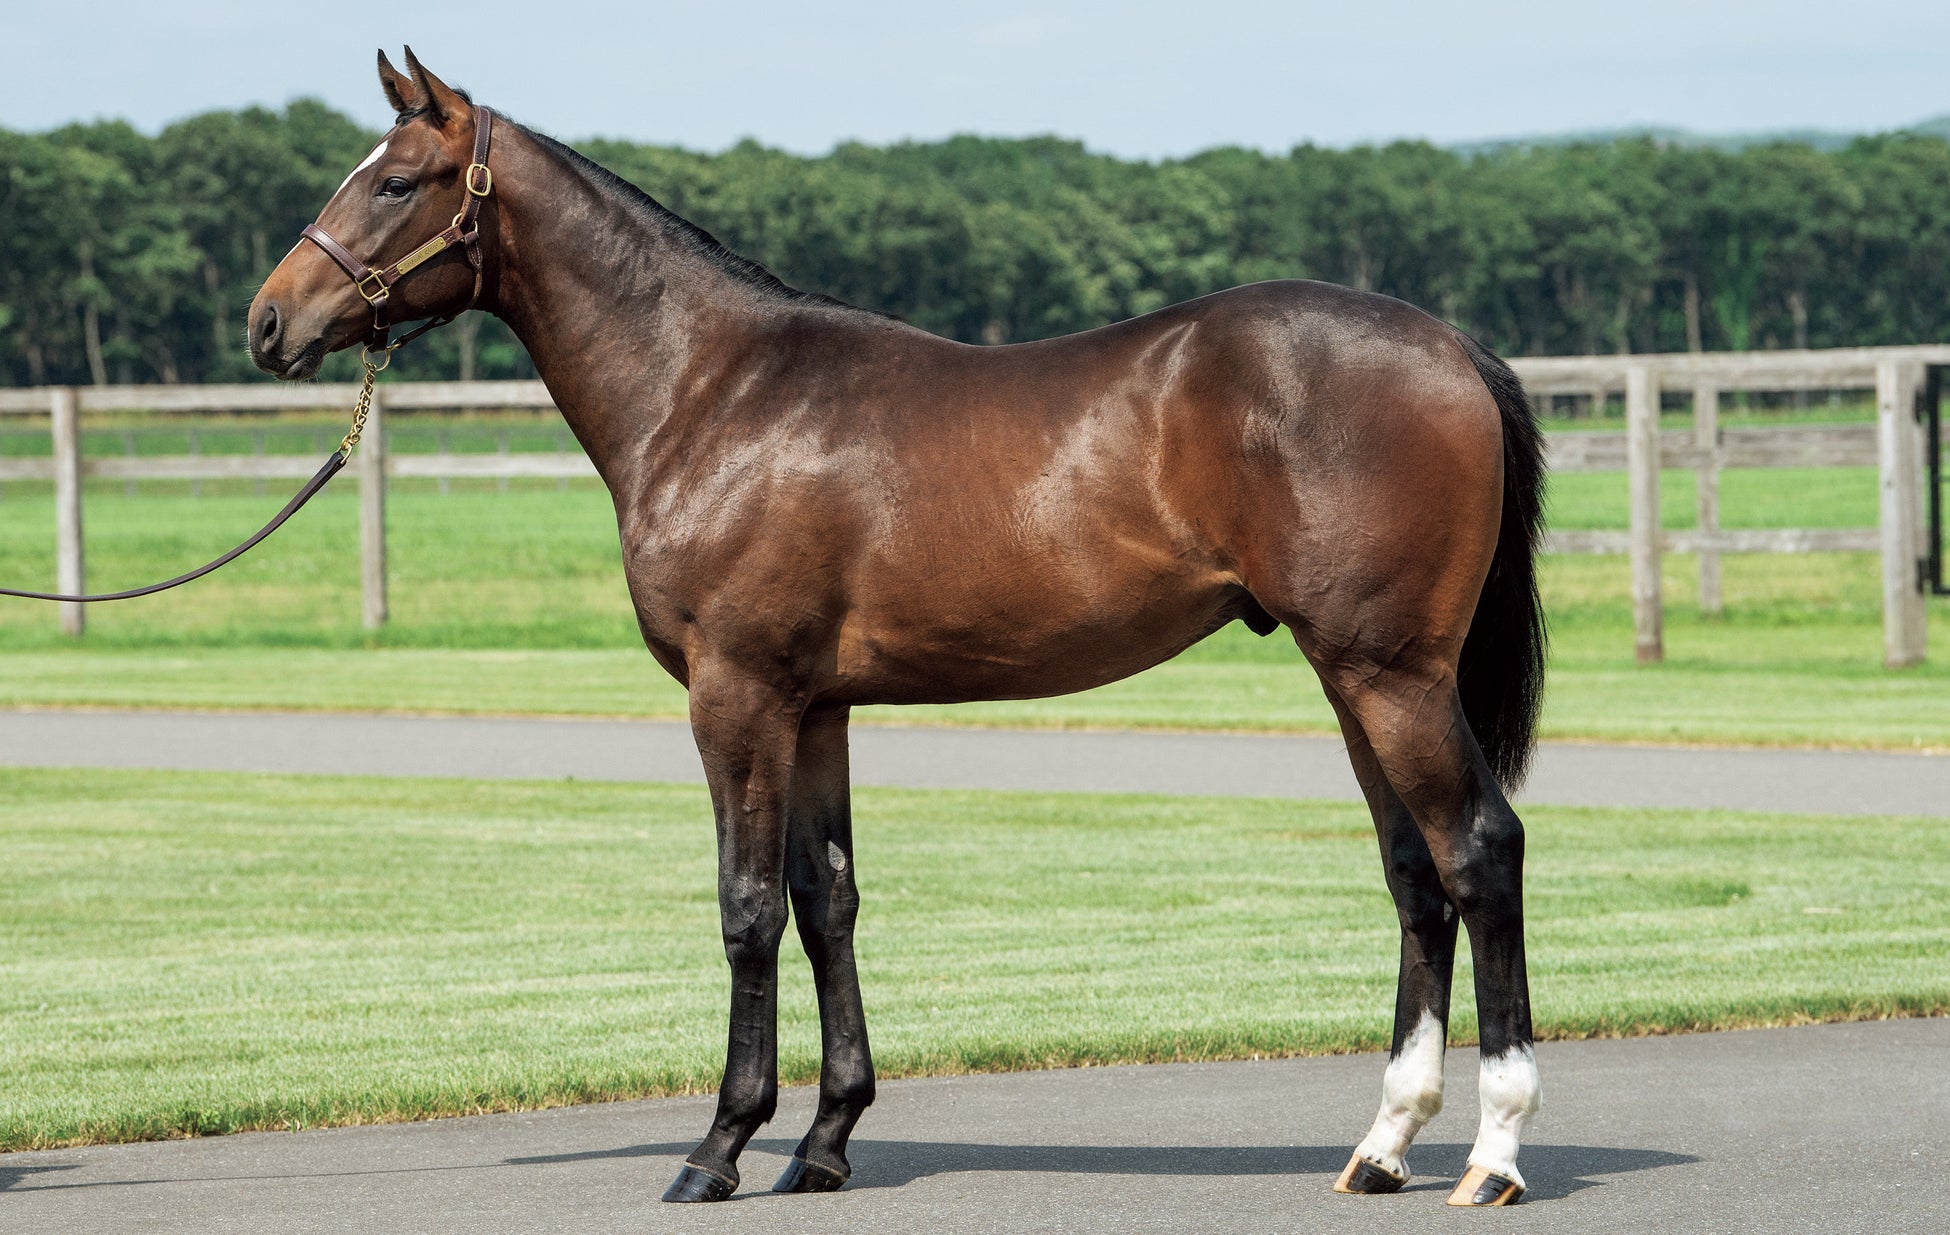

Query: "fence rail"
left=1513, top=346, right=1950, bottom=393
left=1, top=343, right=1944, bottom=665
left=1544, top=529, right=1882, bottom=555
left=0, top=380, right=556, bottom=415
left=1544, top=425, right=1880, bottom=471
left=0, top=454, right=598, bottom=482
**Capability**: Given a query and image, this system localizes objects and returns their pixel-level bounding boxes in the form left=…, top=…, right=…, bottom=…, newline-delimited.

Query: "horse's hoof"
left=1446, top=1164, right=1524, bottom=1206
left=662, top=1162, right=737, bottom=1203
left=772, top=1156, right=848, bottom=1193
left=1332, top=1153, right=1407, bottom=1194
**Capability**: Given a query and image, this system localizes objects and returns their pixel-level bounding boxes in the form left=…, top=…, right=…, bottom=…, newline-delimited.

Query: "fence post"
left=1877, top=359, right=1926, bottom=667
left=1694, top=382, right=1722, bottom=616
left=359, top=386, right=388, bottom=630
left=1626, top=363, right=1662, bottom=664
left=51, top=387, right=85, bottom=637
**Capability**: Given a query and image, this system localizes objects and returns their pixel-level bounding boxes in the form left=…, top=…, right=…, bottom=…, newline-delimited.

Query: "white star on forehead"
left=337, top=140, right=389, bottom=193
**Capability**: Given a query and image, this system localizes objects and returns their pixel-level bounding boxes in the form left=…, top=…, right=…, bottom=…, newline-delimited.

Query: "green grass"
left=0, top=472, right=1946, bottom=748
left=4, top=618, right=1950, bottom=750
left=2, top=767, right=1942, bottom=1151
left=1549, top=466, right=1879, bottom=532
left=0, top=485, right=639, bottom=650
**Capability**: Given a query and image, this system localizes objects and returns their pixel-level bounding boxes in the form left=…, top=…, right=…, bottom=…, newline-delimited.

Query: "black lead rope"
left=0, top=452, right=347, bottom=603
left=0, top=346, right=391, bottom=605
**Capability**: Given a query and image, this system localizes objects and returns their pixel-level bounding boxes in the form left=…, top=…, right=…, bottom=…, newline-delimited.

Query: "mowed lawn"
left=0, top=457, right=1946, bottom=748
left=2, top=767, right=1945, bottom=1151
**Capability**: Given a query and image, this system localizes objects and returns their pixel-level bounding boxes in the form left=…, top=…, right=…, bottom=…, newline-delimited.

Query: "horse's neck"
left=484, top=131, right=769, bottom=481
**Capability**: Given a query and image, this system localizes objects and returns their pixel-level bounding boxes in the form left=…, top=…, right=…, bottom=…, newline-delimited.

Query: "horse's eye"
left=378, top=177, right=413, bottom=199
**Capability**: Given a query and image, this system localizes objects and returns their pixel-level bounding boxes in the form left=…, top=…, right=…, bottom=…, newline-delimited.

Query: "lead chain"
left=338, top=345, right=394, bottom=459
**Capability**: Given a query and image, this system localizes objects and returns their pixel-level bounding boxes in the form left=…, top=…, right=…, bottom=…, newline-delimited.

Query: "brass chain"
left=338, top=345, right=395, bottom=459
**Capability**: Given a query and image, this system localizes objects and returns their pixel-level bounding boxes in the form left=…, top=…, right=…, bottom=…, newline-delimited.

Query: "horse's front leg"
left=663, top=670, right=804, bottom=1204
left=773, top=703, right=875, bottom=1193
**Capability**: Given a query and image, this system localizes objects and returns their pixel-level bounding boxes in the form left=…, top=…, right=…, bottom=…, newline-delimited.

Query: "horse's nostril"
left=257, top=304, right=281, bottom=348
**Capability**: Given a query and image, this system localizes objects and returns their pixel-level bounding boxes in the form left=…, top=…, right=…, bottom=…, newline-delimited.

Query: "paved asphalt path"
left=5, top=714, right=1945, bottom=1232
left=2, top=707, right=1947, bottom=815
left=3, top=1019, right=1944, bottom=1235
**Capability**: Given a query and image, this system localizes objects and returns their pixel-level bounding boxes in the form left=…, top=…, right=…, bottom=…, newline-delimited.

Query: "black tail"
left=1455, top=333, right=1548, bottom=791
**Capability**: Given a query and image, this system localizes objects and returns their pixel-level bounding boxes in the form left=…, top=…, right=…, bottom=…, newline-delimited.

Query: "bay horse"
left=249, top=50, right=1547, bottom=1209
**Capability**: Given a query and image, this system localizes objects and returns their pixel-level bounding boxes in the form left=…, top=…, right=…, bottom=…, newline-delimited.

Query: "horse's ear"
left=401, top=45, right=467, bottom=128
left=376, top=49, right=416, bottom=117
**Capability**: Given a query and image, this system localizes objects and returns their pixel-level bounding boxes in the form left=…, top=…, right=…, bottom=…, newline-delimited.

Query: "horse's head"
left=249, top=48, right=493, bottom=379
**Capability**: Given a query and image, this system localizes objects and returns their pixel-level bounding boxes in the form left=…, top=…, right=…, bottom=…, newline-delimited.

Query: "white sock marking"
left=1468, top=1043, right=1541, bottom=1187
left=336, top=140, right=389, bottom=193
left=1351, top=1009, right=1445, bottom=1179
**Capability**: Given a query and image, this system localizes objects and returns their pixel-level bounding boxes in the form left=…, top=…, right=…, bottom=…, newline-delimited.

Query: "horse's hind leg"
left=773, top=704, right=875, bottom=1193
left=1322, top=659, right=1539, bottom=1207
left=1321, top=686, right=1460, bottom=1195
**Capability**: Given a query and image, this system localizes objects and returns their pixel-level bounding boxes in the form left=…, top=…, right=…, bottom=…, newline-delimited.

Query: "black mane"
left=516, top=120, right=870, bottom=315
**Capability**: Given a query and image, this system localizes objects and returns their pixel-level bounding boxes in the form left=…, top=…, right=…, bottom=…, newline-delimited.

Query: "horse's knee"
left=720, top=881, right=789, bottom=959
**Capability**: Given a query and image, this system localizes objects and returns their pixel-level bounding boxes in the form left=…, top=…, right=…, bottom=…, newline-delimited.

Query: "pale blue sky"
left=4, top=1, right=1947, bottom=155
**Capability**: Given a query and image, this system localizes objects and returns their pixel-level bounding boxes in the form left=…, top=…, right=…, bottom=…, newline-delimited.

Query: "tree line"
left=3, top=99, right=1947, bottom=387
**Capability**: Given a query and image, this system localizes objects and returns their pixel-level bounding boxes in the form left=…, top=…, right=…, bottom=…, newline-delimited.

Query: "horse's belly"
left=822, top=571, right=1241, bottom=706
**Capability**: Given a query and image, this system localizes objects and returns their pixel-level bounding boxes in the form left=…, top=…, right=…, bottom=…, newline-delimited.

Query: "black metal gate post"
left=1925, top=364, right=1949, bottom=596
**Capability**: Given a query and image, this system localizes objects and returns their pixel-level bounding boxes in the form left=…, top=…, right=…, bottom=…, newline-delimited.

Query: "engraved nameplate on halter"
left=394, top=231, right=457, bottom=277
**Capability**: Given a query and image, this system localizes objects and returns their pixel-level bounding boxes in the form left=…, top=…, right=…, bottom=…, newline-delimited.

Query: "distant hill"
left=1448, top=114, right=1950, bottom=157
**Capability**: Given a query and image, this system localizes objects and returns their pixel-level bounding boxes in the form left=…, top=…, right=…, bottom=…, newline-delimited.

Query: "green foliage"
left=2, top=767, right=1943, bottom=1149
left=5, top=102, right=1949, bottom=387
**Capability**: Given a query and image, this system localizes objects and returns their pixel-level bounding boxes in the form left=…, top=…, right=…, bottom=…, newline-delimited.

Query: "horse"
left=248, top=49, right=1548, bottom=1209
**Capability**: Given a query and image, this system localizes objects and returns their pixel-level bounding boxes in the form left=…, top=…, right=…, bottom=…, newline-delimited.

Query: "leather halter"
left=301, top=104, right=495, bottom=350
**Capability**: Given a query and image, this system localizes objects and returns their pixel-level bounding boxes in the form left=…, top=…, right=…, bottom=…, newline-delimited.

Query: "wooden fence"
left=2, top=344, right=1946, bottom=665
left=1517, top=345, right=1950, bottom=667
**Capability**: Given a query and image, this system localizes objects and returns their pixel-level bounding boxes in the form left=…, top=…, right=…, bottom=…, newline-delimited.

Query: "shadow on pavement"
left=0, top=1163, right=81, bottom=1192
left=2, top=1135, right=1692, bottom=1202
left=506, top=1137, right=1697, bottom=1201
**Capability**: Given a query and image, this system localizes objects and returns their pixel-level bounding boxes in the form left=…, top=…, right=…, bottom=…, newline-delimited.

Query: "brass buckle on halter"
left=466, top=163, right=493, bottom=197
left=355, top=270, right=388, bottom=305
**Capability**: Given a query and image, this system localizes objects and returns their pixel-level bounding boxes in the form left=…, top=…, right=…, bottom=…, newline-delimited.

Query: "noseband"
left=300, top=104, right=495, bottom=352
